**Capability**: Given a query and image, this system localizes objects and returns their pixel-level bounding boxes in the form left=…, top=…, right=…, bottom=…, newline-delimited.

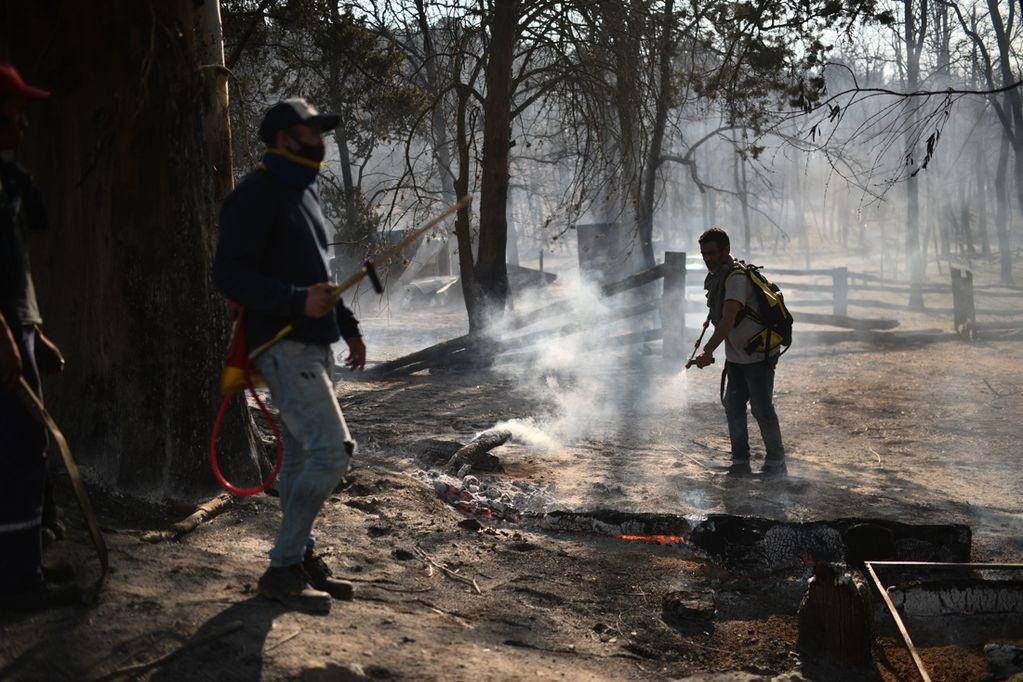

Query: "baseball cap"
left=0, top=64, right=50, bottom=99
left=258, top=97, right=340, bottom=146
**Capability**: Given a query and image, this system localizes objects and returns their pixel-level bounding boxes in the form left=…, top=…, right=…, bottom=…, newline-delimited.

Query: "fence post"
left=950, top=267, right=976, bottom=338
left=538, top=249, right=544, bottom=277
left=832, top=267, right=848, bottom=317
left=662, top=251, right=687, bottom=363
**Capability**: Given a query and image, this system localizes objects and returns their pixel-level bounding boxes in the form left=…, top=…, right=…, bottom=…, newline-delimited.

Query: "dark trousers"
left=0, top=326, right=47, bottom=590
left=722, top=358, right=785, bottom=462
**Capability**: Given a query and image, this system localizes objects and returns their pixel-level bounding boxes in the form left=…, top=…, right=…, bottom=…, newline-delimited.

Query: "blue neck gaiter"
left=262, top=149, right=320, bottom=188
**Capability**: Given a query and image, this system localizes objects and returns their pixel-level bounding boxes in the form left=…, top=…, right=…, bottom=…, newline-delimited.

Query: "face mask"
left=286, top=132, right=325, bottom=163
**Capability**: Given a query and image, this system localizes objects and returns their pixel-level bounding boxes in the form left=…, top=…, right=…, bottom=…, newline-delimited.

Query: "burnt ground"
left=2, top=303, right=1023, bottom=680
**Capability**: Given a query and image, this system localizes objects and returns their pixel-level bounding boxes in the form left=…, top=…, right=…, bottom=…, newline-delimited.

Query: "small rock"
left=593, top=622, right=609, bottom=633
left=302, top=662, right=370, bottom=682
left=509, top=541, right=538, bottom=552
left=458, top=518, right=483, bottom=532
left=662, top=590, right=716, bottom=621
left=986, top=643, right=1023, bottom=679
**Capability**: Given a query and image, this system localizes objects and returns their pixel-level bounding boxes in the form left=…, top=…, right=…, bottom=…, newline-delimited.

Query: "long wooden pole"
left=864, top=561, right=931, bottom=682
left=17, top=377, right=108, bottom=602
left=248, top=195, right=472, bottom=360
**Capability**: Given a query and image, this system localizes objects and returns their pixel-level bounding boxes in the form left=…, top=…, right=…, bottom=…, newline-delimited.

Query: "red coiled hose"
left=209, top=374, right=283, bottom=496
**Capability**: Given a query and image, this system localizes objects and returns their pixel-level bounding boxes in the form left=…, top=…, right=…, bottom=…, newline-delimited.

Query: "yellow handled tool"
left=248, top=194, right=473, bottom=361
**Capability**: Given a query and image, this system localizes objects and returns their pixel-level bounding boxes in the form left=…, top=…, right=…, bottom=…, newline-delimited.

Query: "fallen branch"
left=446, top=429, right=512, bottom=474
left=140, top=493, right=234, bottom=543
left=91, top=620, right=243, bottom=681
left=414, top=547, right=482, bottom=594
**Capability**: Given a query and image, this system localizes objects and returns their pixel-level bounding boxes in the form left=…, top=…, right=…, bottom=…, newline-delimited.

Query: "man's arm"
left=693, top=300, right=742, bottom=368
left=212, top=189, right=308, bottom=318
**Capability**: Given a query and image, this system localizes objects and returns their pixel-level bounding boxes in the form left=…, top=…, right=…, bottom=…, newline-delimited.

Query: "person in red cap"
left=0, top=63, right=78, bottom=610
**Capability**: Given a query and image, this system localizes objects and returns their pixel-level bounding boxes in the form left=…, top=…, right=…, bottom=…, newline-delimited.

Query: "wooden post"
left=197, top=0, right=234, bottom=199
left=832, top=267, right=848, bottom=317
left=662, top=252, right=686, bottom=363
left=538, top=249, right=544, bottom=277
left=950, top=266, right=976, bottom=337
left=576, top=222, right=619, bottom=283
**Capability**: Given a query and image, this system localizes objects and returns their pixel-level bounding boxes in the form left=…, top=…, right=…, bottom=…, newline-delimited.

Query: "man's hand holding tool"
left=304, top=282, right=337, bottom=319
left=685, top=350, right=715, bottom=369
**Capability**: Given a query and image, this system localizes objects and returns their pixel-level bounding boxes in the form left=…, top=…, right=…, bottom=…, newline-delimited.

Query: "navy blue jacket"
left=213, top=168, right=360, bottom=349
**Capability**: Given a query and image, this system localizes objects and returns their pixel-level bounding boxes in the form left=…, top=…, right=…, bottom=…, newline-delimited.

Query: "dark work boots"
left=726, top=459, right=752, bottom=476
left=760, top=459, right=788, bottom=477
left=257, top=564, right=331, bottom=613
left=302, top=550, right=355, bottom=601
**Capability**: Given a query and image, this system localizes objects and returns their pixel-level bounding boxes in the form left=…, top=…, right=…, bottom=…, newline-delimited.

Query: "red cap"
left=0, top=64, right=50, bottom=100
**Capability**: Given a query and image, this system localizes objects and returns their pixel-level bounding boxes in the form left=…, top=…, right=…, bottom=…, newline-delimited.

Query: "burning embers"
left=432, top=478, right=523, bottom=523
left=614, top=534, right=686, bottom=545
left=542, top=509, right=691, bottom=544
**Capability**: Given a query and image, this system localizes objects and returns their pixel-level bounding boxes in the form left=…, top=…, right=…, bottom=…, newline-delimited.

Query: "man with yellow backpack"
left=688, top=227, right=790, bottom=477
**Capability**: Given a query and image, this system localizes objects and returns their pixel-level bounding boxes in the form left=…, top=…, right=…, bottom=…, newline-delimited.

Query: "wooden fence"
left=368, top=252, right=913, bottom=378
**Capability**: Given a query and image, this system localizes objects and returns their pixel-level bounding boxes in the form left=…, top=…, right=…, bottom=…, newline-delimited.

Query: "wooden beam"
left=601, top=264, right=666, bottom=297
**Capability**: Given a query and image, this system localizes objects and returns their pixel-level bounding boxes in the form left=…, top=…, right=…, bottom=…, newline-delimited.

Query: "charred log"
left=446, top=429, right=511, bottom=474
left=797, top=562, right=874, bottom=665
left=689, top=515, right=970, bottom=569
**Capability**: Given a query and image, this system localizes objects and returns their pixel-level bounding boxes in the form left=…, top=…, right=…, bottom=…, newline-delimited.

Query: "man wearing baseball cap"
left=0, top=63, right=79, bottom=610
left=213, top=98, right=366, bottom=613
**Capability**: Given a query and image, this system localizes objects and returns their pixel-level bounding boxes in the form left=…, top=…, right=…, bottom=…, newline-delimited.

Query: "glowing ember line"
left=613, top=534, right=686, bottom=545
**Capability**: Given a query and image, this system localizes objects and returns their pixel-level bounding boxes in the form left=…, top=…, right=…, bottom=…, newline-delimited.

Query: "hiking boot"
left=0, top=579, right=81, bottom=612
left=257, top=564, right=331, bottom=613
left=726, top=459, right=752, bottom=476
left=760, top=459, right=788, bottom=477
left=303, top=550, right=355, bottom=601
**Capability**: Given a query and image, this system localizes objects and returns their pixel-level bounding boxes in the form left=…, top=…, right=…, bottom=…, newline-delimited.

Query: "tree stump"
left=797, top=562, right=874, bottom=665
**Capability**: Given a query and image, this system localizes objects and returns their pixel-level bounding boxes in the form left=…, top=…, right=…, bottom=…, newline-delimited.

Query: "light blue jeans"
left=256, top=341, right=355, bottom=567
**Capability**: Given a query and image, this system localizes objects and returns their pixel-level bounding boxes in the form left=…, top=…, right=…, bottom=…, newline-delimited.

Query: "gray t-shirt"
left=0, top=161, right=43, bottom=327
left=723, top=270, right=778, bottom=364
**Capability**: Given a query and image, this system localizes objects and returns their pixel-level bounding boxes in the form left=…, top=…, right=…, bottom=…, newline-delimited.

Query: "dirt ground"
left=2, top=280, right=1023, bottom=681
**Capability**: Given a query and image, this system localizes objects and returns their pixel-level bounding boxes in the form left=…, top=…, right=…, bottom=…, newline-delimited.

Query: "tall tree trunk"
left=986, top=0, right=1023, bottom=274
left=904, top=0, right=927, bottom=308
left=475, top=0, right=518, bottom=316
left=976, top=146, right=991, bottom=255
left=995, top=131, right=1014, bottom=283
left=415, top=0, right=456, bottom=275
left=334, top=124, right=359, bottom=241
left=636, top=0, right=674, bottom=270
left=453, top=81, right=484, bottom=332
left=4, top=0, right=236, bottom=494
left=731, top=130, right=751, bottom=254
